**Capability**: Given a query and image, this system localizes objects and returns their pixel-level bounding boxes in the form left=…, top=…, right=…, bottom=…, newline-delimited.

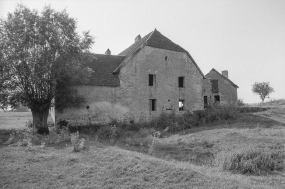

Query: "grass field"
left=0, top=112, right=32, bottom=130
left=1, top=105, right=285, bottom=188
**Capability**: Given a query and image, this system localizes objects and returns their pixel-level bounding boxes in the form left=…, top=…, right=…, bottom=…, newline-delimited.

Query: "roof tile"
left=83, top=53, right=125, bottom=87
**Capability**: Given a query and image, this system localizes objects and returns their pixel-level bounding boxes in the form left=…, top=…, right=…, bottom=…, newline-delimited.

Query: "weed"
left=25, top=119, right=33, bottom=128
left=148, top=130, right=161, bottom=155
left=216, top=149, right=284, bottom=175
left=71, top=131, right=86, bottom=152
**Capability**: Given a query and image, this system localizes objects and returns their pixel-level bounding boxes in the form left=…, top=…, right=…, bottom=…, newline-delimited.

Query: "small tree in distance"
left=252, top=82, right=274, bottom=103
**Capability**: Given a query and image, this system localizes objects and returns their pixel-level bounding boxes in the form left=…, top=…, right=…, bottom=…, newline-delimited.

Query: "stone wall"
left=117, top=46, right=203, bottom=122
left=56, top=86, right=130, bottom=124
left=56, top=46, right=204, bottom=124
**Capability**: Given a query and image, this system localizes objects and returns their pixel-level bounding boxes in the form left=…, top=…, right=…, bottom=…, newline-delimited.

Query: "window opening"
left=178, top=77, right=184, bottom=88
left=149, top=74, right=156, bottom=86
left=211, top=80, right=219, bottom=93
left=149, top=99, right=157, bottom=111
left=179, top=99, right=184, bottom=111
left=204, top=96, right=208, bottom=108
left=214, top=95, right=220, bottom=103
left=165, top=56, right=168, bottom=61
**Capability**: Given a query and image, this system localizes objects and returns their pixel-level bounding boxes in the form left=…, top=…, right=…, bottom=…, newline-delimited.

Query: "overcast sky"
left=1, top=0, right=284, bottom=103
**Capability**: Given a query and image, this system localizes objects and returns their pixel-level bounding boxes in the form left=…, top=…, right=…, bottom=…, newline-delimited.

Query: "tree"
left=252, top=82, right=274, bottom=103
left=0, top=4, right=93, bottom=134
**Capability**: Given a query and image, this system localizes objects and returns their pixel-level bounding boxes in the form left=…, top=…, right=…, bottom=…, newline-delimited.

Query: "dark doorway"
left=203, top=96, right=208, bottom=108
left=214, top=95, right=220, bottom=103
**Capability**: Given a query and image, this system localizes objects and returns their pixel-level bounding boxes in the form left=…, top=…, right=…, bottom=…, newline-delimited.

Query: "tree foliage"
left=0, top=4, right=93, bottom=133
left=252, top=82, right=274, bottom=102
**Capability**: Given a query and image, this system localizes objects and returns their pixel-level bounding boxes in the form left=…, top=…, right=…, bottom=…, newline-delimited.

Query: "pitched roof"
left=146, top=29, right=188, bottom=53
left=206, top=68, right=239, bottom=88
left=119, top=31, right=152, bottom=57
left=83, top=53, right=125, bottom=87
left=116, top=29, right=204, bottom=77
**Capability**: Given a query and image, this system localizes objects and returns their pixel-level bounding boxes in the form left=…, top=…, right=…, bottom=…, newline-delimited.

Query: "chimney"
left=135, top=35, right=141, bottom=42
left=105, top=48, right=111, bottom=55
left=222, top=70, right=228, bottom=78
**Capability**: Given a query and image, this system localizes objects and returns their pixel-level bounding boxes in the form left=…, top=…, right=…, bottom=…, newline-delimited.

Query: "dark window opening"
left=211, top=80, right=219, bottom=93
left=165, top=56, right=168, bottom=61
left=214, top=95, right=220, bottom=103
left=178, top=77, right=184, bottom=88
left=149, top=74, right=156, bottom=86
left=179, top=100, right=184, bottom=111
left=204, top=96, right=208, bottom=108
left=86, top=106, right=90, bottom=110
left=150, top=99, right=157, bottom=111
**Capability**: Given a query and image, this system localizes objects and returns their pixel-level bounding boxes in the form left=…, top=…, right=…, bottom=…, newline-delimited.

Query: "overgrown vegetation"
left=217, top=150, right=284, bottom=175
left=1, top=103, right=285, bottom=182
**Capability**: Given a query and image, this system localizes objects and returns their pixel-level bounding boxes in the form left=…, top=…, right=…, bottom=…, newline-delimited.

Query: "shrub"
left=71, top=131, right=86, bottom=152
left=25, top=119, right=33, bottom=128
left=218, top=149, right=284, bottom=175
left=97, top=125, right=122, bottom=141
left=237, top=107, right=269, bottom=113
left=120, top=128, right=155, bottom=149
left=193, top=104, right=238, bottom=125
left=57, top=119, right=69, bottom=128
left=237, top=99, right=245, bottom=106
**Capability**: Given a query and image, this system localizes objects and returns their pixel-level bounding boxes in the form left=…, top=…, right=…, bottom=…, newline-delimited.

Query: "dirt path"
left=254, top=105, right=285, bottom=124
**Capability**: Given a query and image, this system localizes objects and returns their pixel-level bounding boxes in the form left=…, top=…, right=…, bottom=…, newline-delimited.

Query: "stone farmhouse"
left=202, top=68, right=238, bottom=107
left=56, top=29, right=206, bottom=123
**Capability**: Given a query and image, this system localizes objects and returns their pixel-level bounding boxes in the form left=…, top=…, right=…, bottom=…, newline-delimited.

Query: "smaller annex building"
left=202, top=69, right=238, bottom=107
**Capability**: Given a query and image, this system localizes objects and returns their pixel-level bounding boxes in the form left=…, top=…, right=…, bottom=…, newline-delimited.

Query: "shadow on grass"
left=0, top=129, right=14, bottom=146
left=174, top=113, right=285, bottom=136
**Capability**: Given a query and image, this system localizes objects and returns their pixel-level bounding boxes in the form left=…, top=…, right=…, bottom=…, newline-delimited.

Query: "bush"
left=120, top=128, right=155, bottom=148
left=237, top=99, right=245, bottom=106
left=237, top=107, right=269, bottom=113
left=193, top=104, right=238, bottom=125
left=97, top=125, right=122, bottom=140
left=218, top=150, right=284, bottom=175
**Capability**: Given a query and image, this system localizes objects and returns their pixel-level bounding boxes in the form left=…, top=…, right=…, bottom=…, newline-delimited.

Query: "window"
left=204, top=96, right=208, bottom=108
left=178, top=77, right=184, bottom=88
left=149, top=99, right=157, bottom=111
left=165, top=56, right=168, bottom=61
left=149, top=74, right=156, bottom=86
left=211, top=80, right=219, bottom=93
left=179, top=99, right=184, bottom=111
left=214, top=95, right=220, bottom=103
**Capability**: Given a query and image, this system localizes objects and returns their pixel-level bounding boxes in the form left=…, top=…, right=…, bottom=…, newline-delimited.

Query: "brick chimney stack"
left=105, top=48, right=111, bottom=55
left=222, top=70, right=228, bottom=78
left=135, top=35, right=141, bottom=42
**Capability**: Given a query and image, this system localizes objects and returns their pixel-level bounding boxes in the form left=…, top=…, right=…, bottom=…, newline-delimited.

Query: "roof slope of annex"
left=206, top=68, right=239, bottom=88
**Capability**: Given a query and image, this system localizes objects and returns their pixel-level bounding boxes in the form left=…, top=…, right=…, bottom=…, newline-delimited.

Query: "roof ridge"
left=86, top=52, right=126, bottom=57
left=144, top=29, right=156, bottom=45
left=208, top=68, right=238, bottom=88
left=113, top=30, right=155, bottom=73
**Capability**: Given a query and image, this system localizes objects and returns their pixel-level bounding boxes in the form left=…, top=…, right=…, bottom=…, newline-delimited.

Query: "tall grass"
left=57, top=104, right=240, bottom=137
left=216, top=149, right=284, bottom=175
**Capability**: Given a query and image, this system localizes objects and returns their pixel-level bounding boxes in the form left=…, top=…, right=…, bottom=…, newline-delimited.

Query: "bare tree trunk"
left=31, top=107, right=50, bottom=135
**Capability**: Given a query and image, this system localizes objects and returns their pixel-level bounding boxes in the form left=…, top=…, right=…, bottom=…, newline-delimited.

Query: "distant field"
left=0, top=112, right=32, bottom=130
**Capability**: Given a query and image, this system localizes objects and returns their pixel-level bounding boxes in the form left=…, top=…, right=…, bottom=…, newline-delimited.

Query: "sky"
left=1, top=0, right=284, bottom=103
